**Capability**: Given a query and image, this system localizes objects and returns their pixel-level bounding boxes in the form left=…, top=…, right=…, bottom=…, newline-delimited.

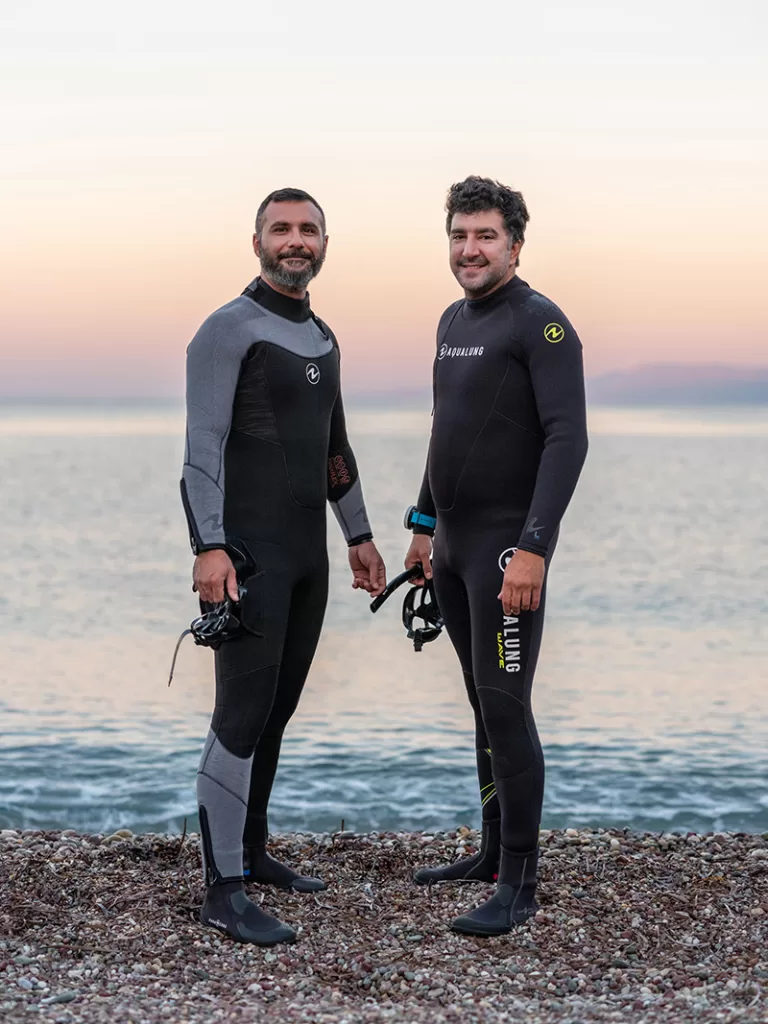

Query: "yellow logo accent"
left=544, top=323, right=565, bottom=343
left=497, top=632, right=504, bottom=668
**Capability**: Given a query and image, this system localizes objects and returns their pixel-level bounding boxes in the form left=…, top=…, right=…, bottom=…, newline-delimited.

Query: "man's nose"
left=286, top=227, right=305, bottom=248
left=462, top=236, right=481, bottom=258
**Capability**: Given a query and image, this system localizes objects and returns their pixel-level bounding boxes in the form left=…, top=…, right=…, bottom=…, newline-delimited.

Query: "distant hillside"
left=587, top=364, right=768, bottom=405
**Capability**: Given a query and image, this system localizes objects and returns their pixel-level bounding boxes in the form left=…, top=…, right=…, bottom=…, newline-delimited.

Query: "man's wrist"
left=404, top=505, right=436, bottom=536
left=514, top=544, right=546, bottom=560
left=348, top=533, right=374, bottom=548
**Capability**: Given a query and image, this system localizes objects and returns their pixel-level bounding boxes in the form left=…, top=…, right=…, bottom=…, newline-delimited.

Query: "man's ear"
left=252, top=233, right=260, bottom=257
left=509, top=239, right=522, bottom=267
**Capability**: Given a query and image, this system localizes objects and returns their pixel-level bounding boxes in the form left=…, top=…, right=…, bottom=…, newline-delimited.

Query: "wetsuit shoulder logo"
left=306, top=363, right=320, bottom=384
left=498, top=547, right=517, bottom=572
left=544, top=323, right=565, bottom=343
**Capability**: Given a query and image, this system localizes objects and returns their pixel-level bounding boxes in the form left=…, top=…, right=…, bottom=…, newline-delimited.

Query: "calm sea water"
left=1, top=403, right=766, bottom=836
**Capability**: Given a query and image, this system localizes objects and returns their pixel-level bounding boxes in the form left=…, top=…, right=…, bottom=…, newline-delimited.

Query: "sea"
left=1, top=402, right=766, bottom=836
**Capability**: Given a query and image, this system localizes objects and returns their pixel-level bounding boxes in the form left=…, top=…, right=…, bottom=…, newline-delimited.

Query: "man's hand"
left=349, top=541, right=387, bottom=597
left=193, top=549, right=239, bottom=604
left=498, top=549, right=545, bottom=615
left=405, top=534, right=433, bottom=586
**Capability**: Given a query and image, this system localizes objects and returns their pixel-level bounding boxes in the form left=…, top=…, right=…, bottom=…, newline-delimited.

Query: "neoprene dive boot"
left=198, top=805, right=296, bottom=946
left=243, top=843, right=326, bottom=893
left=414, top=818, right=500, bottom=885
left=451, top=846, right=538, bottom=936
left=200, top=880, right=297, bottom=946
left=242, top=817, right=325, bottom=892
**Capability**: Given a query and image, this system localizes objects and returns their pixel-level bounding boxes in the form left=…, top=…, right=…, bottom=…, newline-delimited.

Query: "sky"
left=1, top=0, right=767, bottom=397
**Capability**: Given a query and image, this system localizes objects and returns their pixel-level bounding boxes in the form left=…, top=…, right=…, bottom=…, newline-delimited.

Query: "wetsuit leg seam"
left=476, top=684, right=526, bottom=708
left=197, top=770, right=249, bottom=808
left=216, top=663, right=281, bottom=684
left=492, top=759, right=543, bottom=783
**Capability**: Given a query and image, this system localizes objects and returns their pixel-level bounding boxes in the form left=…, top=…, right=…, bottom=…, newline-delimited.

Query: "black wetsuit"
left=181, top=277, right=372, bottom=940
left=415, top=275, right=587, bottom=897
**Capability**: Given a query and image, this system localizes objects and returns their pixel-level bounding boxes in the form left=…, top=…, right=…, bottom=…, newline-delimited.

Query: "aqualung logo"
left=438, top=344, right=484, bottom=360
left=498, top=547, right=517, bottom=572
left=306, top=363, right=320, bottom=384
left=497, top=616, right=521, bottom=673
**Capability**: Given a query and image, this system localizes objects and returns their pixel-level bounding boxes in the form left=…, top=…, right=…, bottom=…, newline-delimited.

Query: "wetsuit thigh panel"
left=211, top=565, right=294, bottom=759
left=269, top=559, right=329, bottom=727
left=432, top=557, right=484, bottom=728
left=464, top=552, right=548, bottom=779
left=243, top=560, right=329, bottom=844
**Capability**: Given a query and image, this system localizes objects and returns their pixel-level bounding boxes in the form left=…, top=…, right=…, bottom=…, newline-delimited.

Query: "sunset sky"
left=2, top=0, right=766, bottom=397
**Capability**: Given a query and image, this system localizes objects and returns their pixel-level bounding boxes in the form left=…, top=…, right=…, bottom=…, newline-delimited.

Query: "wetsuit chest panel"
left=227, top=341, right=339, bottom=513
left=429, top=298, right=545, bottom=518
left=266, top=343, right=340, bottom=507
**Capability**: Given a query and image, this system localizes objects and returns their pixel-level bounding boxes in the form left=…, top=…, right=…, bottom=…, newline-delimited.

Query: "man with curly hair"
left=405, top=176, right=588, bottom=935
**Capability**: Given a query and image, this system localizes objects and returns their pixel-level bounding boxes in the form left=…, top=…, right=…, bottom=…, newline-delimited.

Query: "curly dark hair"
left=255, top=188, right=326, bottom=238
left=445, top=176, right=529, bottom=261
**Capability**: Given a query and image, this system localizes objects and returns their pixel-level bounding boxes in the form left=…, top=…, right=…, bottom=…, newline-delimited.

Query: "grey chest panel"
left=223, top=297, right=334, bottom=360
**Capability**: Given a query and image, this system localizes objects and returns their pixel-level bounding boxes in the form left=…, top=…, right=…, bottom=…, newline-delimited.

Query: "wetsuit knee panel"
left=477, top=685, right=539, bottom=779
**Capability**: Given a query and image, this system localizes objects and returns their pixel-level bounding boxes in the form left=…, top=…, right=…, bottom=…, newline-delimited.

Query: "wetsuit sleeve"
left=512, top=305, right=588, bottom=557
left=413, top=358, right=438, bottom=535
left=327, top=361, right=373, bottom=547
left=180, top=312, right=248, bottom=554
left=413, top=302, right=460, bottom=536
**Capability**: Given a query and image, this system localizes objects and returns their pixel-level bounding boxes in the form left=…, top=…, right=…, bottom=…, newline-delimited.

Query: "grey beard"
left=260, top=250, right=324, bottom=292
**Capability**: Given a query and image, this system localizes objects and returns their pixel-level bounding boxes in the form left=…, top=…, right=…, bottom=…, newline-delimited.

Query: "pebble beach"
left=1, top=826, right=766, bottom=1023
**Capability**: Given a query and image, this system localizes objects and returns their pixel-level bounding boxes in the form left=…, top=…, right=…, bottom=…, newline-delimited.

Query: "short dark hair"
left=255, top=188, right=326, bottom=237
left=445, top=176, right=529, bottom=247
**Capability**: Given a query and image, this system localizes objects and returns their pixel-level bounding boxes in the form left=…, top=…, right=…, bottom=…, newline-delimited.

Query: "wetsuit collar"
left=242, top=276, right=312, bottom=322
left=464, top=274, right=527, bottom=313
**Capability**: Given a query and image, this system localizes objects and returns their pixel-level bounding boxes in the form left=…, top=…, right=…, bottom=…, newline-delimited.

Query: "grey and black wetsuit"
left=181, top=277, right=371, bottom=922
left=414, top=274, right=588, bottom=884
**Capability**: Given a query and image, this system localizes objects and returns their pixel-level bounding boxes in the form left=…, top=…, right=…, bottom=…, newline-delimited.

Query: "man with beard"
left=181, top=187, right=386, bottom=945
left=404, top=176, right=588, bottom=935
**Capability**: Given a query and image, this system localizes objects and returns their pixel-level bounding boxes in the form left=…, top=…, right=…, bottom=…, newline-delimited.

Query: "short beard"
left=458, top=261, right=509, bottom=298
left=456, top=239, right=515, bottom=298
left=259, top=247, right=325, bottom=292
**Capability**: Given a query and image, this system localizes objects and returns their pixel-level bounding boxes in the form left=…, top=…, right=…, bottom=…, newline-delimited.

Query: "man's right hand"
left=193, top=549, right=239, bottom=604
left=405, top=534, right=433, bottom=586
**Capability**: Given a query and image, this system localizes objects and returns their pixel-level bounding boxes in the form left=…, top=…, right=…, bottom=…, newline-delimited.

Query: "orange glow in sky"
left=1, top=1, right=766, bottom=396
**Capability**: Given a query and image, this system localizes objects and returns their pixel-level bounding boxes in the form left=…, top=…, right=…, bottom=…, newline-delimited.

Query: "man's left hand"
left=498, top=549, right=545, bottom=615
left=349, top=541, right=387, bottom=597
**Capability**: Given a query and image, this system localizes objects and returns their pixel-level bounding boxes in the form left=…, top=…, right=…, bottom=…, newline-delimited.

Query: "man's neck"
left=464, top=268, right=517, bottom=302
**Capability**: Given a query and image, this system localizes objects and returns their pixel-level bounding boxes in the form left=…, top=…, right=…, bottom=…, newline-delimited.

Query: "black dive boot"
left=200, top=880, right=297, bottom=945
left=414, top=819, right=500, bottom=885
left=198, top=806, right=296, bottom=945
left=451, top=846, right=538, bottom=936
left=243, top=844, right=326, bottom=893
